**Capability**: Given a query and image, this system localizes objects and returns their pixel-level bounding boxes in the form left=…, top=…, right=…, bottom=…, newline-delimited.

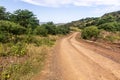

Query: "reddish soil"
left=34, top=32, right=120, bottom=80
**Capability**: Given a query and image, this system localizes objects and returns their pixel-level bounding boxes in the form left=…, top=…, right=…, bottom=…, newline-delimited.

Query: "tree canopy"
left=10, top=9, right=39, bottom=29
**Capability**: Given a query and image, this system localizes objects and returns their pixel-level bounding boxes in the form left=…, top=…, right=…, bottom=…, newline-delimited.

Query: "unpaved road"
left=49, top=32, right=120, bottom=80
left=33, top=32, right=120, bottom=80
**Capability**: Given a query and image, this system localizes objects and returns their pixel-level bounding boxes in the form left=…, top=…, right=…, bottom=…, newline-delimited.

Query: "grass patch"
left=104, top=35, right=120, bottom=43
left=0, top=35, right=56, bottom=80
left=99, top=31, right=120, bottom=43
left=0, top=45, right=49, bottom=80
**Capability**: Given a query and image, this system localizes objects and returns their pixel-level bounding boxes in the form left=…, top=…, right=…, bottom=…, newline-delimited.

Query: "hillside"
left=66, top=10, right=120, bottom=29
left=65, top=11, right=120, bottom=45
left=101, top=11, right=120, bottom=22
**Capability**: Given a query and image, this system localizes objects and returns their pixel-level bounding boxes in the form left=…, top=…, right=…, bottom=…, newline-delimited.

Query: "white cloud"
left=93, top=5, right=120, bottom=15
left=21, top=0, right=120, bottom=7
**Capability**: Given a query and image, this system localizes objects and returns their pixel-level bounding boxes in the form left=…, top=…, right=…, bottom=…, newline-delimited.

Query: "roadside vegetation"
left=0, top=6, right=70, bottom=80
left=0, top=5, right=119, bottom=79
left=81, top=26, right=100, bottom=40
left=66, top=11, right=120, bottom=43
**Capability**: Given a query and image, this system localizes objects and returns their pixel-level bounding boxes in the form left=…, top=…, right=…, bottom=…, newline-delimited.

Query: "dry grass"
left=0, top=45, right=51, bottom=80
left=19, top=45, right=50, bottom=80
left=0, top=35, right=57, bottom=80
left=99, top=31, right=120, bottom=43
left=70, top=27, right=81, bottom=32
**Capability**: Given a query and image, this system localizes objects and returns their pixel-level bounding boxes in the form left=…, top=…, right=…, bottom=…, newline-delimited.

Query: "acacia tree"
left=10, top=9, right=39, bottom=29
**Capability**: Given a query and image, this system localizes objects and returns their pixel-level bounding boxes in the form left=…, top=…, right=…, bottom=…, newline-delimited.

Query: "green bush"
left=81, top=26, right=100, bottom=40
left=34, top=26, right=48, bottom=36
left=0, top=20, right=26, bottom=35
left=42, top=22, right=57, bottom=35
left=99, top=22, right=120, bottom=32
left=0, top=32, right=11, bottom=43
left=56, top=25, right=70, bottom=35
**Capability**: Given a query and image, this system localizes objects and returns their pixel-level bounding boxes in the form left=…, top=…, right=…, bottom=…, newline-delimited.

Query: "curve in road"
left=52, top=32, right=120, bottom=80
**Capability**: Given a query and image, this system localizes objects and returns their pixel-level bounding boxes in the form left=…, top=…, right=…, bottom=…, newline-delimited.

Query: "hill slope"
left=66, top=11, right=120, bottom=29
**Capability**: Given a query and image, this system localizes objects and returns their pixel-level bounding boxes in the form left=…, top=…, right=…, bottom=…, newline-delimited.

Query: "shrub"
left=56, top=25, right=70, bottom=35
left=0, top=32, right=11, bottom=43
left=0, top=20, right=26, bottom=35
left=81, top=26, right=100, bottom=40
left=42, top=22, right=57, bottom=35
left=99, top=22, right=120, bottom=32
left=34, top=26, right=48, bottom=36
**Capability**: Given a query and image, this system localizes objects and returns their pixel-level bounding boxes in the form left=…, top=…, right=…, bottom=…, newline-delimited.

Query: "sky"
left=0, top=0, right=120, bottom=23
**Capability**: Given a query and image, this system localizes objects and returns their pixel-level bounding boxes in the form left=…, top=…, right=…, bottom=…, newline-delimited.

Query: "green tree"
left=10, top=9, right=39, bottom=29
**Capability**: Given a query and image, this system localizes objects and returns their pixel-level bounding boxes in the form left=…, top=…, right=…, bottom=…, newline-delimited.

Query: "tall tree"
left=10, top=9, right=39, bottom=29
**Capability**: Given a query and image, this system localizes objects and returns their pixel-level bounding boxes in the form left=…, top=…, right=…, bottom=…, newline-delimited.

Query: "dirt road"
left=33, top=32, right=120, bottom=80
left=49, top=32, right=120, bottom=80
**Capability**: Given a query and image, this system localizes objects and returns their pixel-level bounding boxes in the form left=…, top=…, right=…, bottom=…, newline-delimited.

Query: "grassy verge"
left=99, top=31, right=120, bottom=43
left=0, top=35, right=58, bottom=80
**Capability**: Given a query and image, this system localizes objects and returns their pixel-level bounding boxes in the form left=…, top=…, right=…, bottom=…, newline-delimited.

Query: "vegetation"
left=0, top=6, right=9, bottom=20
left=81, top=26, right=100, bottom=40
left=0, top=20, right=26, bottom=35
left=98, top=22, right=120, bottom=32
left=34, top=26, right=48, bottom=36
left=1, top=45, right=49, bottom=80
left=66, top=11, right=120, bottom=30
left=1, top=5, right=119, bottom=79
left=65, top=17, right=99, bottom=28
left=9, top=9, right=39, bottom=29
left=66, top=10, right=120, bottom=43
left=0, top=6, right=70, bottom=80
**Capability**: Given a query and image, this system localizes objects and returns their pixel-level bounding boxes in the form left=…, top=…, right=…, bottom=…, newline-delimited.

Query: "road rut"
left=51, top=32, right=120, bottom=80
left=34, top=32, right=120, bottom=80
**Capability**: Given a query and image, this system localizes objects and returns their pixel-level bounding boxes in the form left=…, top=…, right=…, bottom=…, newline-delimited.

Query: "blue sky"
left=0, top=0, right=120, bottom=23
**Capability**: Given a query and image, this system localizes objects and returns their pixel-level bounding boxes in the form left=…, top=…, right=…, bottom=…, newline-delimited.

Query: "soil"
left=34, top=32, right=120, bottom=80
